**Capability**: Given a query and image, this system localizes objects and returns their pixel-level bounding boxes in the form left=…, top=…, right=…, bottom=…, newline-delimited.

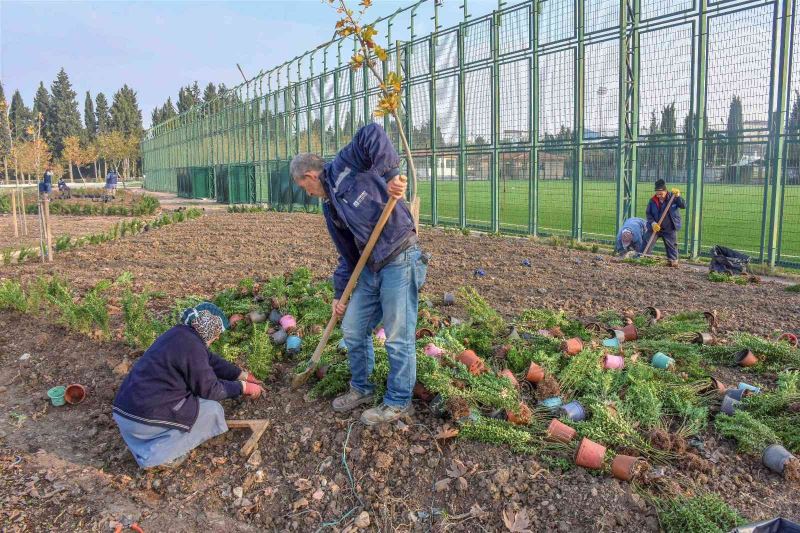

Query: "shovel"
left=291, top=176, right=408, bottom=389
left=641, top=193, right=677, bottom=256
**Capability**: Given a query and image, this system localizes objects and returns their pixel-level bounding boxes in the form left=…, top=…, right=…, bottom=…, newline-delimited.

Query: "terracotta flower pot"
left=708, top=376, right=726, bottom=395
left=229, top=314, right=245, bottom=329
left=64, top=383, right=86, bottom=405
left=736, top=349, right=758, bottom=367
left=416, top=328, right=434, bottom=340
left=526, top=362, right=545, bottom=383
left=413, top=382, right=435, bottom=401
left=575, top=438, right=607, bottom=470
left=621, top=324, right=638, bottom=341
left=646, top=307, right=662, bottom=321
left=603, top=354, right=625, bottom=370
left=506, top=402, right=532, bottom=425
left=457, top=350, right=486, bottom=375
left=779, top=333, right=799, bottom=348
left=561, top=338, right=584, bottom=356
left=499, top=369, right=519, bottom=389
left=546, top=418, right=576, bottom=443
left=611, top=455, right=645, bottom=481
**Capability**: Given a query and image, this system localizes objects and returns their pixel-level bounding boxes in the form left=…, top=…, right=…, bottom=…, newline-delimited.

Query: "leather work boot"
left=668, top=259, right=679, bottom=268
left=332, top=387, right=374, bottom=412
left=360, top=403, right=414, bottom=426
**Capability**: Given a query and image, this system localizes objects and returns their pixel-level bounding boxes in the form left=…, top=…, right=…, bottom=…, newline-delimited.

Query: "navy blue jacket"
left=615, top=217, right=647, bottom=254
left=106, top=171, right=118, bottom=186
left=113, top=325, right=242, bottom=431
left=39, top=170, right=53, bottom=194
left=646, top=193, right=685, bottom=232
left=322, top=123, right=417, bottom=298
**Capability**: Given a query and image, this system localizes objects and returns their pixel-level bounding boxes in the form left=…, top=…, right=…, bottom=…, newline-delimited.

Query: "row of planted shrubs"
left=2, top=208, right=202, bottom=265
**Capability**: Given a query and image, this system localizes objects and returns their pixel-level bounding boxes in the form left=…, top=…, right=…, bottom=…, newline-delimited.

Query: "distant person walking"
left=105, top=168, right=119, bottom=199
left=39, top=165, right=54, bottom=196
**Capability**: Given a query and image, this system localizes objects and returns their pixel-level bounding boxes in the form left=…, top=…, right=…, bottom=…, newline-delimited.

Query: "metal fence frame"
left=142, top=0, right=800, bottom=267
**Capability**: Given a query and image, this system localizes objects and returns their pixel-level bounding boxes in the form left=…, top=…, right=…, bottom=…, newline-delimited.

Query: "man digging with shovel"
left=290, top=123, right=428, bottom=425
left=645, top=179, right=686, bottom=267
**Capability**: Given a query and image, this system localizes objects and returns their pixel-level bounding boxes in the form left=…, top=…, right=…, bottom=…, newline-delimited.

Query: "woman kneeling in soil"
left=112, top=302, right=264, bottom=468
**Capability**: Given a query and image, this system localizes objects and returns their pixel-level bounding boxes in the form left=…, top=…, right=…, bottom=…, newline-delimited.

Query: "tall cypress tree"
left=110, top=84, right=143, bottom=136
left=84, top=91, right=97, bottom=140
left=95, top=92, right=111, bottom=134
left=9, top=91, right=32, bottom=141
left=0, top=82, right=12, bottom=180
left=726, top=95, right=744, bottom=165
left=46, top=68, right=82, bottom=157
left=32, top=81, right=50, bottom=132
left=203, top=82, right=217, bottom=103
left=162, top=97, right=177, bottom=121
left=150, top=106, right=163, bottom=127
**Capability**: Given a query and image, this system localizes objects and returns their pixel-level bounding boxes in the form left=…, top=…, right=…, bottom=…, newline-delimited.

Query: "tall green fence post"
left=688, top=0, right=709, bottom=259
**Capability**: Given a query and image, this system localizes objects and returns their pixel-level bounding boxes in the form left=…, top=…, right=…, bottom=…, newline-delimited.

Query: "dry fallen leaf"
left=293, top=478, right=312, bottom=492
left=435, top=425, right=459, bottom=441
left=446, top=459, right=468, bottom=479
left=434, top=478, right=451, bottom=492
left=502, top=508, right=532, bottom=533
left=292, top=497, right=309, bottom=511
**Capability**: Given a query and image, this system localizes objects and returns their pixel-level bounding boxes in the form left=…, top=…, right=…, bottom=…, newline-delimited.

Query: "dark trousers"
left=645, top=230, right=679, bottom=260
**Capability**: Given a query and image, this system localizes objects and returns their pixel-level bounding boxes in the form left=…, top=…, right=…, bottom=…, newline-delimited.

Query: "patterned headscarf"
left=621, top=229, right=633, bottom=248
left=187, top=310, right=224, bottom=344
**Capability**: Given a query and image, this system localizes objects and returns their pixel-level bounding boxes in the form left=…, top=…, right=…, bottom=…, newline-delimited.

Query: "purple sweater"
left=113, top=325, right=242, bottom=431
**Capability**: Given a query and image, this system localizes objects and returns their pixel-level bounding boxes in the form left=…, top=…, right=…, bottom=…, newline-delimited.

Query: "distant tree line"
left=0, top=68, right=144, bottom=183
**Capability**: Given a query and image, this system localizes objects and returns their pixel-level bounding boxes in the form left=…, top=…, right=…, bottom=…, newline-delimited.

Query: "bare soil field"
left=1, top=208, right=798, bottom=532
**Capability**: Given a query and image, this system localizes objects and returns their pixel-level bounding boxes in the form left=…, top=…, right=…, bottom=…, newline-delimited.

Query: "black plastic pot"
left=762, top=444, right=795, bottom=474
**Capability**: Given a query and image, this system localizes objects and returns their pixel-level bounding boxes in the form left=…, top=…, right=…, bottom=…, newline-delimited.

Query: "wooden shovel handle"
left=642, top=193, right=677, bottom=256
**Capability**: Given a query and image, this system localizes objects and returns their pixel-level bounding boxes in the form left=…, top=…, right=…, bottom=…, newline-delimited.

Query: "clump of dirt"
left=631, top=460, right=651, bottom=480
left=670, top=436, right=688, bottom=455
left=535, top=375, right=561, bottom=400
left=788, top=402, right=800, bottom=414
left=784, top=458, right=800, bottom=483
left=646, top=429, right=672, bottom=451
left=493, top=344, right=511, bottom=359
left=684, top=453, right=712, bottom=473
left=446, top=396, right=471, bottom=420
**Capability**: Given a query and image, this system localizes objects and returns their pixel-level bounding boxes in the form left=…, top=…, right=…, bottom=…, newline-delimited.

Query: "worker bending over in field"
left=646, top=179, right=686, bottom=267
left=112, top=302, right=264, bottom=469
left=615, top=216, right=647, bottom=256
left=290, top=123, right=428, bottom=425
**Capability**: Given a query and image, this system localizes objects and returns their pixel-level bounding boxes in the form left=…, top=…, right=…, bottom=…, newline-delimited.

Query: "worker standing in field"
left=645, top=179, right=686, bottom=267
left=290, top=123, right=428, bottom=426
left=615, top=216, right=647, bottom=256
left=112, top=302, right=265, bottom=469
left=39, top=165, right=54, bottom=196
left=105, top=168, right=118, bottom=199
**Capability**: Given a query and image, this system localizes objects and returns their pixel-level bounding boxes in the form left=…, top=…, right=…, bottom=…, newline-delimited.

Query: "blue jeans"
left=341, top=244, right=428, bottom=408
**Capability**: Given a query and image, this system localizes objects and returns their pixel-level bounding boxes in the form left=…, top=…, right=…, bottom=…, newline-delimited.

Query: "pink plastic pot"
left=279, top=314, right=297, bottom=331
left=779, top=333, right=799, bottom=348
left=603, top=354, right=625, bottom=370
left=424, top=343, right=445, bottom=358
left=374, top=327, right=386, bottom=342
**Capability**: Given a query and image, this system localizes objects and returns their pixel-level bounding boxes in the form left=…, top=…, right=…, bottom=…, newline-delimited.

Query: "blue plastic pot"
left=603, top=338, right=620, bottom=349
left=559, top=400, right=586, bottom=422
left=720, top=395, right=742, bottom=416
left=651, top=352, right=675, bottom=369
left=540, top=397, right=562, bottom=412
left=337, top=338, right=348, bottom=352
left=725, top=388, right=747, bottom=401
left=738, top=382, right=762, bottom=395
left=47, top=386, right=66, bottom=407
left=286, top=335, right=302, bottom=351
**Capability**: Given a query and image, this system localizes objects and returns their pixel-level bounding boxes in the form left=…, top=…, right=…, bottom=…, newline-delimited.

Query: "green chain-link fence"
left=142, top=0, right=800, bottom=267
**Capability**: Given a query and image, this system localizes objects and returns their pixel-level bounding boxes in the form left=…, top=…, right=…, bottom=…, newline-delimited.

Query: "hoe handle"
left=292, top=176, right=407, bottom=388
left=642, top=193, right=677, bottom=256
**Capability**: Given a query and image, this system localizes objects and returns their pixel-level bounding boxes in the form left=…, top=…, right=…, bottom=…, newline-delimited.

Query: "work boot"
left=360, top=403, right=414, bottom=426
left=668, top=259, right=679, bottom=268
left=332, top=387, right=374, bottom=412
